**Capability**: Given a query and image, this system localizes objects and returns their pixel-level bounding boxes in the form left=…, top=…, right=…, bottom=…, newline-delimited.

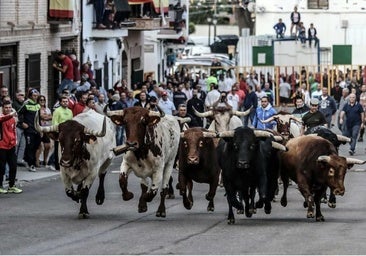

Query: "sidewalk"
left=4, top=165, right=60, bottom=188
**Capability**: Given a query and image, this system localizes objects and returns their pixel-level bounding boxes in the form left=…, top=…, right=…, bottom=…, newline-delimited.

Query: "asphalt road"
left=2, top=142, right=366, bottom=255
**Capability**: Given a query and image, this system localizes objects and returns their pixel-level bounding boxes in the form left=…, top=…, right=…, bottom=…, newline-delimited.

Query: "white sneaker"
left=28, top=165, right=36, bottom=172
left=46, top=165, right=56, bottom=171
left=18, top=160, right=29, bottom=168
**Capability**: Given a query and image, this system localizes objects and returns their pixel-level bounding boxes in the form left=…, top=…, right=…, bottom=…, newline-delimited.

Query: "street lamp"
left=212, top=16, right=218, bottom=42
left=207, top=17, right=212, bottom=46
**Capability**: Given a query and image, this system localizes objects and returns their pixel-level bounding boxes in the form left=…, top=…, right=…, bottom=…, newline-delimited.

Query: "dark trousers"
left=0, top=147, right=17, bottom=187
left=93, top=0, right=105, bottom=24
left=54, top=141, right=60, bottom=171
left=24, top=132, right=41, bottom=167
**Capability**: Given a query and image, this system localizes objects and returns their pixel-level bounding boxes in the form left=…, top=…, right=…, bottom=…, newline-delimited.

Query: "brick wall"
left=0, top=0, right=80, bottom=101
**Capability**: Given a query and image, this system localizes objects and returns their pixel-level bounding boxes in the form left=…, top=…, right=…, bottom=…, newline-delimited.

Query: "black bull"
left=216, top=127, right=287, bottom=224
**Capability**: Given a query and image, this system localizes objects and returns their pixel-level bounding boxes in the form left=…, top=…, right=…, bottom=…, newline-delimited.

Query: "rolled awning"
left=128, top=0, right=168, bottom=13
left=49, top=0, right=74, bottom=18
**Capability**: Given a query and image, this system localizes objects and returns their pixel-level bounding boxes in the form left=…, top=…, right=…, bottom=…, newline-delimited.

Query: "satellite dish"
left=247, top=2, right=256, bottom=12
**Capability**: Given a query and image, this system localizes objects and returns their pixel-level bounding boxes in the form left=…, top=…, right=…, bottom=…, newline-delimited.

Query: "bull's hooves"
left=78, top=213, right=90, bottom=219
left=175, top=183, right=180, bottom=190
left=249, top=208, right=256, bottom=214
left=328, top=203, right=336, bottom=208
left=316, top=216, right=325, bottom=222
left=245, top=213, right=253, bottom=218
left=280, top=200, right=287, bottom=207
left=156, top=211, right=166, bottom=218
left=138, top=207, right=148, bottom=213
left=227, top=219, right=235, bottom=225
left=183, top=202, right=193, bottom=210
left=122, top=192, right=134, bottom=201
left=236, top=210, right=244, bottom=214
left=303, top=201, right=308, bottom=208
left=264, top=208, right=272, bottom=214
left=207, top=207, right=214, bottom=212
left=95, top=197, right=105, bottom=205
left=166, top=194, right=175, bottom=199
left=321, top=198, right=328, bottom=204
left=307, top=212, right=314, bottom=218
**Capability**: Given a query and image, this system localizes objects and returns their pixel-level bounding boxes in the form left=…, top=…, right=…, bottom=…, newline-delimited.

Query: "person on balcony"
left=273, top=18, right=286, bottom=39
left=308, top=23, right=319, bottom=48
left=290, top=6, right=301, bottom=36
left=93, top=0, right=106, bottom=29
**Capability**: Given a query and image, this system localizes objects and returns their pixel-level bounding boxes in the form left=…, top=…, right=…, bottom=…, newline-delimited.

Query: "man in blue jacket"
left=253, top=96, right=277, bottom=130
left=273, top=18, right=286, bottom=39
left=318, top=87, right=337, bottom=128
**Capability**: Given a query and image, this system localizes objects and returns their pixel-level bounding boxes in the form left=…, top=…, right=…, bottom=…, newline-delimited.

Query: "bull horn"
left=254, top=130, right=273, bottom=138
left=106, top=110, right=124, bottom=116
left=273, top=135, right=283, bottom=142
left=192, top=107, right=214, bottom=118
left=337, top=135, right=351, bottom=142
left=232, top=107, right=252, bottom=117
left=217, top=130, right=235, bottom=138
left=202, top=131, right=218, bottom=138
left=261, top=115, right=276, bottom=124
left=84, top=117, right=106, bottom=137
left=176, top=117, right=191, bottom=124
left=148, top=110, right=161, bottom=117
left=290, top=115, right=303, bottom=124
left=306, top=134, right=318, bottom=137
left=271, top=141, right=288, bottom=151
left=180, top=132, right=185, bottom=138
left=34, top=111, right=59, bottom=133
left=317, top=155, right=331, bottom=163
left=346, top=158, right=366, bottom=165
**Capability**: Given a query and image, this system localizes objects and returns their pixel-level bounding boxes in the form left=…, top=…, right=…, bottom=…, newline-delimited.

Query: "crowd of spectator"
left=1, top=47, right=366, bottom=194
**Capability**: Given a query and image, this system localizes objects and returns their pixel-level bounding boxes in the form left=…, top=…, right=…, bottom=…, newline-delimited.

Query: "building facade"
left=0, top=0, right=80, bottom=103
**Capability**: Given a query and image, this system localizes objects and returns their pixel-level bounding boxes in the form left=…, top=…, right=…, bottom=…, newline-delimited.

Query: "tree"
left=235, top=3, right=255, bottom=36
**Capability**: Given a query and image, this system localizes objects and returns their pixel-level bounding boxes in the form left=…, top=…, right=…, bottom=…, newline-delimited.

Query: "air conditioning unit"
left=341, top=20, right=348, bottom=28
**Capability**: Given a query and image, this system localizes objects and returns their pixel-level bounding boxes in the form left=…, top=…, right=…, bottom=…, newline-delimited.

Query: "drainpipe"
left=80, top=1, right=84, bottom=65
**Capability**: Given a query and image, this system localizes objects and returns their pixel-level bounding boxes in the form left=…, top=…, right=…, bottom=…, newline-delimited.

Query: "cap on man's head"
left=310, top=98, right=319, bottom=105
left=28, top=88, right=39, bottom=97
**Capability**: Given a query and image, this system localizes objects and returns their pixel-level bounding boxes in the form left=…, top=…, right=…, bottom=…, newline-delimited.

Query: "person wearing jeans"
left=340, top=93, right=365, bottom=156
left=0, top=101, right=22, bottom=194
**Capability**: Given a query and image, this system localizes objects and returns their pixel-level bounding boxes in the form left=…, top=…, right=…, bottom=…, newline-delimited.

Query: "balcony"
left=90, top=28, right=128, bottom=39
left=128, top=17, right=168, bottom=31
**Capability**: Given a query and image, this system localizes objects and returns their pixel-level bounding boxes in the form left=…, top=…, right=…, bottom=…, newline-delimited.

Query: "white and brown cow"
left=107, top=106, right=180, bottom=218
left=35, top=110, right=116, bottom=219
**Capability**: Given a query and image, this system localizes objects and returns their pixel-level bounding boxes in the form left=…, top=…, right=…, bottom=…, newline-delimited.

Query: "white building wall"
left=255, top=0, right=366, bottom=64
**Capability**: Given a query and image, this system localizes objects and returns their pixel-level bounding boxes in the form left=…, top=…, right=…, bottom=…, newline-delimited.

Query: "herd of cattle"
left=34, top=105, right=366, bottom=223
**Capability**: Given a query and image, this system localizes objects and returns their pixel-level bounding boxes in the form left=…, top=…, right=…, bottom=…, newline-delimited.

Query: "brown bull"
left=178, top=128, right=220, bottom=212
left=279, top=136, right=365, bottom=221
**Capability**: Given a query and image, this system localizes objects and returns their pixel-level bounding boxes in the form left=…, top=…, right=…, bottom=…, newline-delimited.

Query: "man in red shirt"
left=0, top=101, right=22, bottom=194
left=53, top=50, right=74, bottom=97
left=73, top=91, right=88, bottom=116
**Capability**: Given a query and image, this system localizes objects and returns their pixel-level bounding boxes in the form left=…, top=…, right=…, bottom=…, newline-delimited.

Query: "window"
left=308, top=0, right=329, bottom=9
left=26, top=53, right=41, bottom=91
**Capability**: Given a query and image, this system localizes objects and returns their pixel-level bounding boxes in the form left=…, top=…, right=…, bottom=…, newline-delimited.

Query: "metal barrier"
left=172, top=63, right=366, bottom=106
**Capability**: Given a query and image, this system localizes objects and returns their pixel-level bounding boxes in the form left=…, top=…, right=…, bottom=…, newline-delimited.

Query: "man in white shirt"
left=158, top=91, right=176, bottom=115
left=227, top=84, right=240, bottom=111
left=205, top=83, right=220, bottom=109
